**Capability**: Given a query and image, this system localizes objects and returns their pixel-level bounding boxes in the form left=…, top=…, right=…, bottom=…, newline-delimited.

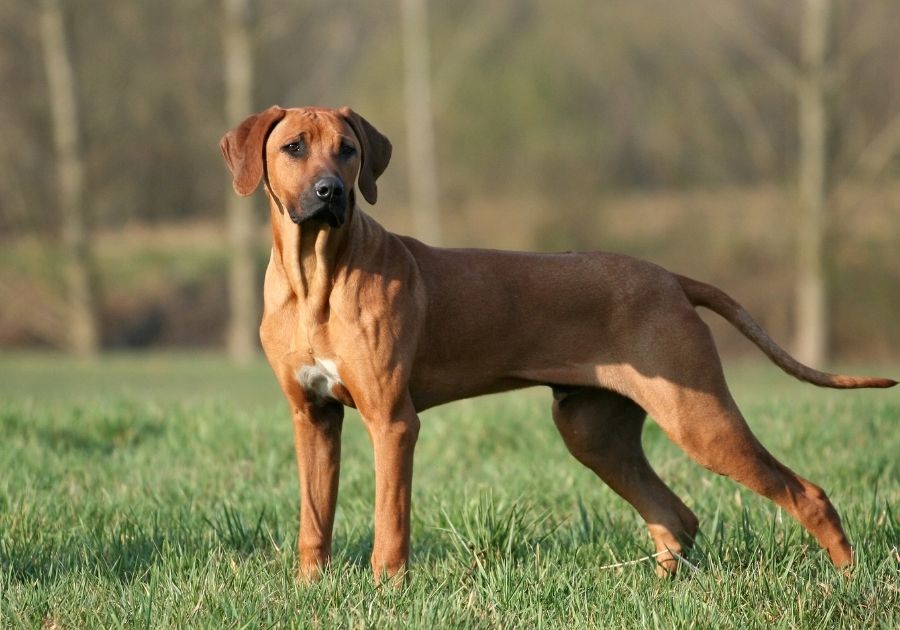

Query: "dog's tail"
left=676, top=274, right=897, bottom=389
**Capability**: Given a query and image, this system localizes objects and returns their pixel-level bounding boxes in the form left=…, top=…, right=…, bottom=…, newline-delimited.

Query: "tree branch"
left=850, top=109, right=900, bottom=182
left=697, top=0, right=801, bottom=90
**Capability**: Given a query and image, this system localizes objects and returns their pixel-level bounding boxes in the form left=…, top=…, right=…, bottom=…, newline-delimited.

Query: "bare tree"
left=223, top=0, right=257, bottom=364
left=38, top=0, right=99, bottom=356
left=794, top=0, right=830, bottom=365
left=401, top=0, right=441, bottom=245
left=701, top=0, right=832, bottom=364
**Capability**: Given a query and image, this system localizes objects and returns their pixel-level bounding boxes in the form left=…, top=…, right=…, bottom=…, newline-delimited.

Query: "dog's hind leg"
left=627, top=309, right=853, bottom=567
left=552, top=386, right=699, bottom=576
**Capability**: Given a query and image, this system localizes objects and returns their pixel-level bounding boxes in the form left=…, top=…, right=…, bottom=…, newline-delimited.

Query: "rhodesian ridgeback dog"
left=220, top=105, right=896, bottom=581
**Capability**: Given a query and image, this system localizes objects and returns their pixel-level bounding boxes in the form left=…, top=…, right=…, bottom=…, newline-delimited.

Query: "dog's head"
left=219, top=106, right=391, bottom=227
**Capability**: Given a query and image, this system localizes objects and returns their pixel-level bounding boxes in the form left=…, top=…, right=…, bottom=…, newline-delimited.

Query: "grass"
left=0, top=353, right=897, bottom=627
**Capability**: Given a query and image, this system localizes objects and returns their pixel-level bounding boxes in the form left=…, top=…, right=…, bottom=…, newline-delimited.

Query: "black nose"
left=314, top=177, right=344, bottom=201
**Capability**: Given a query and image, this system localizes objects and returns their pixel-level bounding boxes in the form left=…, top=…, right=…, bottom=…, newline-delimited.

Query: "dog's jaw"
left=290, top=199, right=347, bottom=228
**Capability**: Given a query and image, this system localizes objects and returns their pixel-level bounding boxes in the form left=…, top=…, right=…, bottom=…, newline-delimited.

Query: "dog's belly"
left=408, top=371, right=532, bottom=410
left=408, top=360, right=608, bottom=410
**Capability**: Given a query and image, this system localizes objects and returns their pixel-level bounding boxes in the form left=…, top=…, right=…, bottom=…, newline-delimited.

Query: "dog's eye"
left=282, top=141, right=306, bottom=157
left=339, top=143, right=356, bottom=159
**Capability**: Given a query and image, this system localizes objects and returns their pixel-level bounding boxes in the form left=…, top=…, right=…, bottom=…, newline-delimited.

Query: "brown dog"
left=220, top=105, right=896, bottom=580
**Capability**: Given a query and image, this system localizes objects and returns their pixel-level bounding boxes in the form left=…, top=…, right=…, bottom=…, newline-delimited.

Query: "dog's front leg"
left=362, top=395, right=420, bottom=582
left=291, top=399, right=344, bottom=581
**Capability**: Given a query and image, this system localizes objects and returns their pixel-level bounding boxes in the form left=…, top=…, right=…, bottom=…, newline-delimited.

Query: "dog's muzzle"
left=293, top=176, right=347, bottom=227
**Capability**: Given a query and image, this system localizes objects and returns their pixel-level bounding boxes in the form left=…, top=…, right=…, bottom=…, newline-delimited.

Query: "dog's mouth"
left=289, top=202, right=346, bottom=228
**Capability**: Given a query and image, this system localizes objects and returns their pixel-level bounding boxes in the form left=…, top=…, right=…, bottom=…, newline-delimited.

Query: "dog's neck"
left=267, top=203, right=351, bottom=323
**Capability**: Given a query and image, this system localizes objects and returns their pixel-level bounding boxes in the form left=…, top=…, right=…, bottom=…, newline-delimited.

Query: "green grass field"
left=1, top=353, right=897, bottom=628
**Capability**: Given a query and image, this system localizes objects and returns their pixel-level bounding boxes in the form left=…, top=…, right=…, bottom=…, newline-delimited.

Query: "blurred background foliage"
left=0, top=0, right=898, bottom=361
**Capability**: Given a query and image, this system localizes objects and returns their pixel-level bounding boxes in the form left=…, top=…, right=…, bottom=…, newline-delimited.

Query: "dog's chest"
left=294, top=357, right=349, bottom=404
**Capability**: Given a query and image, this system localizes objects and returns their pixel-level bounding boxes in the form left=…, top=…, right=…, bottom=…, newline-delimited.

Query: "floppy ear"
left=340, top=107, right=392, bottom=205
left=219, top=105, right=286, bottom=196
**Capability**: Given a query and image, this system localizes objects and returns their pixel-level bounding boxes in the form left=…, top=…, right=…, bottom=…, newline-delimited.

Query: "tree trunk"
left=794, top=0, right=830, bottom=365
left=38, top=0, right=99, bottom=356
left=223, top=0, right=257, bottom=364
left=401, top=0, right=441, bottom=245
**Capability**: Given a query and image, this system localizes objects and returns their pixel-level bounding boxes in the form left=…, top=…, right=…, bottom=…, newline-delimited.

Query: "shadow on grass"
left=332, top=531, right=375, bottom=569
left=3, top=518, right=176, bottom=585
left=3, top=496, right=861, bottom=586
left=0, top=405, right=166, bottom=455
left=1, top=505, right=289, bottom=585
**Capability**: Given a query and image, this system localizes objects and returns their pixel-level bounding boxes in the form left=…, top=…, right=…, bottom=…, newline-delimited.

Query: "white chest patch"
left=295, top=358, right=344, bottom=401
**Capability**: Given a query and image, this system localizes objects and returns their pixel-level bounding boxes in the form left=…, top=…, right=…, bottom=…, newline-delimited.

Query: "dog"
left=220, top=105, right=896, bottom=581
